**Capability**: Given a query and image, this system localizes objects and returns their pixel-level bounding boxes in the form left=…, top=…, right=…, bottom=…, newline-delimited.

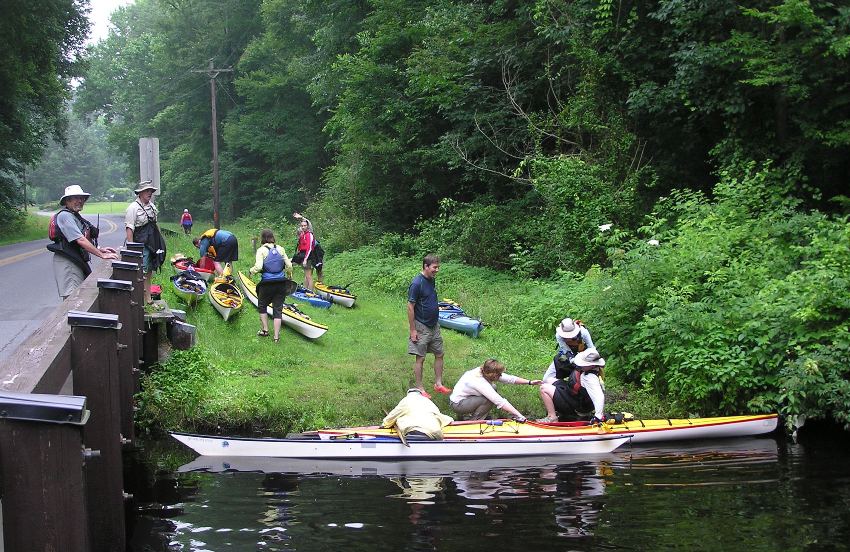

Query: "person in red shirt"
left=292, top=212, right=324, bottom=290
left=180, top=209, right=193, bottom=234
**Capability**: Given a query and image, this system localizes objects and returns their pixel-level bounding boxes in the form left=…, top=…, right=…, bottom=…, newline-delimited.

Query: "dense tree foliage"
left=26, top=113, right=130, bottom=205
left=0, top=0, right=89, bottom=219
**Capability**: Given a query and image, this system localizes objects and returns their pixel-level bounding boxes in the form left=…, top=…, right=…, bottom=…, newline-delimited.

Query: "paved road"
left=0, top=213, right=126, bottom=363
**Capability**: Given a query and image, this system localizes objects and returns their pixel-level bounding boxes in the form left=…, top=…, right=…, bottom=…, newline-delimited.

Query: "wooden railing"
left=0, top=243, right=166, bottom=551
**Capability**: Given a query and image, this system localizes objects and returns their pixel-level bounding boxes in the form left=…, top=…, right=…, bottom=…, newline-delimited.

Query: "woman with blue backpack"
left=249, top=229, right=295, bottom=343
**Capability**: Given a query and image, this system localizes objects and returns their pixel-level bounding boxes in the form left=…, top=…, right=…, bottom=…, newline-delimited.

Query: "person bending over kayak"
left=538, top=348, right=607, bottom=424
left=381, top=388, right=454, bottom=440
left=193, top=228, right=239, bottom=276
left=449, top=359, right=542, bottom=422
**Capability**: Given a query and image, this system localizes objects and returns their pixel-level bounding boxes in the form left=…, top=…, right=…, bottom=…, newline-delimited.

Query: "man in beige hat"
left=125, top=181, right=166, bottom=303
left=47, top=184, right=120, bottom=299
left=555, top=317, right=595, bottom=357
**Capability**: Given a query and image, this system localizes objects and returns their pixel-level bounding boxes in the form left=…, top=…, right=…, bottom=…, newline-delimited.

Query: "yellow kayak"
left=316, top=414, right=779, bottom=445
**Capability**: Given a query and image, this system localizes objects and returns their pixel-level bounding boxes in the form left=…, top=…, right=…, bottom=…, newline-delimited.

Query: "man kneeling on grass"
left=381, top=389, right=454, bottom=440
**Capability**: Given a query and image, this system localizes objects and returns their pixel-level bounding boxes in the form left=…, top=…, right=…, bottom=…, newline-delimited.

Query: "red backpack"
left=49, top=209, right=96, bottom=243
left=48, top=209, right=70, bottom=241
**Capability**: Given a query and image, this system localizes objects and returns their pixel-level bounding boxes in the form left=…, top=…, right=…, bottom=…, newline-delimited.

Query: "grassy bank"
left=142, top=222, right=665, bottom=435
left=0, top=209, right=49, bottom=245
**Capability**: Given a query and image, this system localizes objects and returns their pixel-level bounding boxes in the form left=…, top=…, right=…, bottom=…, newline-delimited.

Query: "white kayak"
left=170, top=431, right=632, bottom=459
left=314, top=282, right=356, bottom=308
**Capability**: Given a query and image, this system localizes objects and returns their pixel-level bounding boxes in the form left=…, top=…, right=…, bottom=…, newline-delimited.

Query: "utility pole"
left=193, top=60, right=232, bottom=229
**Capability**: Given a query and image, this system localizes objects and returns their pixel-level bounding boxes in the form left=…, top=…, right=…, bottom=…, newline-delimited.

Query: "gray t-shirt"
left=56, top=209, right=85, bottom=242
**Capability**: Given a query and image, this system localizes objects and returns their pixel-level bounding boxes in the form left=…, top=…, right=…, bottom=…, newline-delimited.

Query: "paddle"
left=396, top=427, right=410, bottom=447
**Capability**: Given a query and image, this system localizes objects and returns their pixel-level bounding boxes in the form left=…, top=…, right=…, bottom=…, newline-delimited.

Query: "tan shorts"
left=53, top=254, right=85, bottom=299
left=408, top=319, right=444, bottom=357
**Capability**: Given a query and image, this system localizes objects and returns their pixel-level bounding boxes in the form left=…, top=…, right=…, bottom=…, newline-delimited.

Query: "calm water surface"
left=129, top=427, right=850, bottom=551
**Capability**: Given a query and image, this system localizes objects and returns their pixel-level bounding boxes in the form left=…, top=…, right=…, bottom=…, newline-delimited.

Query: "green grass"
left=76, top=201, right=128, bottom=215
left=142, top=223, right=662, bottom=435
left=0, top=210, right=49, bottom=245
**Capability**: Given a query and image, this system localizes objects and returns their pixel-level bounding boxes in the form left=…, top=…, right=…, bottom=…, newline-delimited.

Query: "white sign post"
left=139, top=138, right=161, bottom=195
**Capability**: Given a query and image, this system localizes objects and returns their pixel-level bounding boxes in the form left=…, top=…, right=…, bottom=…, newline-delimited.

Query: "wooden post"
left=119, top=249, right=146, bottom=359
left=0, top=415, right=89, bottom=551
left=68, top=311, right=126, bottom=552
left=96, top=278, right=137, bottom=446
left=112, top=261, right=144, bottom=395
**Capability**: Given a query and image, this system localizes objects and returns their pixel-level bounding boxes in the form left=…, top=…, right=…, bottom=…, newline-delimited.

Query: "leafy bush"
left=560, top=161, right=850, bottom=422
left=136, top=347, right=214, bottom=433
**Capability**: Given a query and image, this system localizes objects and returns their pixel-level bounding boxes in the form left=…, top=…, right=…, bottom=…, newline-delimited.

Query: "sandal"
left=273, top=337, right=280, bottom=343
left=257, top=330, right=269, bottom=337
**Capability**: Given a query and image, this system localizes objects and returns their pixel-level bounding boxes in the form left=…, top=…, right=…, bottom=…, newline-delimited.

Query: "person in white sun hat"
left=47, top=184, right=120, bottom=299
left=555, top=317, right=595, bottom=357
left=540, top=317, right=597, bottom=393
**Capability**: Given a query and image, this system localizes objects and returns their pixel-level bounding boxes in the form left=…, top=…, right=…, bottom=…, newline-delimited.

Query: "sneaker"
left=433, top=384, right=452, bottom=395
left=536, top=416, right=557, bottom=423
left=419, top=389, right=432, bottom=399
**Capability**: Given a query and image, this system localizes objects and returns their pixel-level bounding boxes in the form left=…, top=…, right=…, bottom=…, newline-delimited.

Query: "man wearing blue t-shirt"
left=407, top=253, right=451, bottom=398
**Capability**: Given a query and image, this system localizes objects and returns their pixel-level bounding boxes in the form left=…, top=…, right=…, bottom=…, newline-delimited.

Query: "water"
left=129, top=427, right=850, bottom=551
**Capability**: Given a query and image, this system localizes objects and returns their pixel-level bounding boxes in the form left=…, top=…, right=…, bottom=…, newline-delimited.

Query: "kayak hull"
left=319, top=414, right=780, bottom=445
left=290, top=287, right=332, bottom=309
left=170, top=274, right=207, bottom=306
left=208, top=280, right=243, bottom=321
left=314, top=282, right=356, bottom=308
left=438, top=300, right=482, bottom=337
left=170, top=431, right=631, bottom=459
left=238, top=272, right=328, bottom=339
left=172, top=258, right=214, bottom=282
left=438, top=311, right=483, bottom=338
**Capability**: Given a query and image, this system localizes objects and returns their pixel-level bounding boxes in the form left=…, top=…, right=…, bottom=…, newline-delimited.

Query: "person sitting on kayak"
left=448, top=359, right=542, bottom=422
left=555, top=317, right=595, bottom=357
left=537, top=348, right=607, bottom=424
left=381, top=388, right=454, bottom=440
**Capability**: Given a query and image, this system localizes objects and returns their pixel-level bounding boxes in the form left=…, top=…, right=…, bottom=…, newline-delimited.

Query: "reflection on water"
left=129, top=435, right=850, bottom=551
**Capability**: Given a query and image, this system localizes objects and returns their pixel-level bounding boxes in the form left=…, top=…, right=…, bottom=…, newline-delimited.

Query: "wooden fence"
left=0, top=242, right=171, bottom=551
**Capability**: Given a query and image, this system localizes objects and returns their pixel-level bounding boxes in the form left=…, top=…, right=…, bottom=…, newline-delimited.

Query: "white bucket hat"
left=574, top=348, right=606, bottom=367
left=134, top=180, right=156, bottom=194
left=556, top=318, right=581, bottom=339
left=59, top=185, right=91, bottom=205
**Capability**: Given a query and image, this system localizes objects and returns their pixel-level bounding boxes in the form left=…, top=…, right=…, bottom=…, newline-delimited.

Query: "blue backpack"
left=261, top=245, right=286, bottom=281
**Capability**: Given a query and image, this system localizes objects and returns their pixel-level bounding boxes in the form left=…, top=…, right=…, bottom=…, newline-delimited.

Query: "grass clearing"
left=143, top=223, right=660, bottom=435
left=0, top=210, right=49, bottom=245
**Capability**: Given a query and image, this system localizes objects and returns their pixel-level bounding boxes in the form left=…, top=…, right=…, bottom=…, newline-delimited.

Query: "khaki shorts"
left=408, top=319, right=444, bottom=357
left=53, top=254, right=85, bottom=299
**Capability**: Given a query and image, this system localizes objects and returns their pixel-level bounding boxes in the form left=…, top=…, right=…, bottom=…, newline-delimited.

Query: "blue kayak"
left=290, top=286, right=332, bottom=309
left=438, top=300, right=483, bottom=338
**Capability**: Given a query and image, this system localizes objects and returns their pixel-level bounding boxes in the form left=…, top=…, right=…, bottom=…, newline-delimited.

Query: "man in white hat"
left=555, top=317, right=595, bottom=357
left=47, top=184, right=120, bottom=299
left=125, top=181, right=166, bottom=304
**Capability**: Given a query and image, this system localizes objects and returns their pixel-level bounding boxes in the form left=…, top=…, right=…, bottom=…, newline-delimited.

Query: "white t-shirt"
left=449, top=367, right=519, bottom=409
